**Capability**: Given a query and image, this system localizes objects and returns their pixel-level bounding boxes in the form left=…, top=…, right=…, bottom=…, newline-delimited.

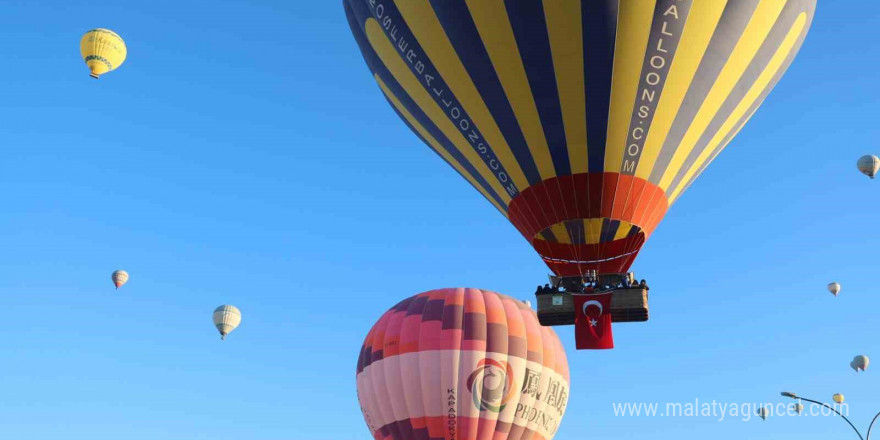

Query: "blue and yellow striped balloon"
left=344, top=0, right=816, bottom=277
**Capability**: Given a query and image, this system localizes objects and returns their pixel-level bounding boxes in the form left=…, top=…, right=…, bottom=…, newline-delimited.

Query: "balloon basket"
left=536, top=287, right=649, bottom=326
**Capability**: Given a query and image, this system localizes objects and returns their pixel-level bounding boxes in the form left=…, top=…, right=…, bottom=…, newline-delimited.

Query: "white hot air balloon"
left=522, top=299, right=532, bottom=308
left=792, top=403, right=804, bottom=414
left=757, top=407, right=768, bottom=421
left=827, top=282, right=841, bottom=297
left=857, top=155, right=880, bottom=179
left=111, top=270, right=129, bottom=289
left=213, top=305, right=241, bottom=340
left=851, top=355, right=870, bottom=372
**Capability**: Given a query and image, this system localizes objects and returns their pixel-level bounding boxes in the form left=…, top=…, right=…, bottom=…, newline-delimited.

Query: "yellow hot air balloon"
left=80, top=29, right=127, bottom=79
left=832, top=393, right=845, bottom=404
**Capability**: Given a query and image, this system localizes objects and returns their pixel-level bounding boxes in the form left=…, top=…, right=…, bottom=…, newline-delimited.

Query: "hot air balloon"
left=851, top=355, right=869, bottom=372
left=80, top=29, right=127, bottom=79
left=828, top=282, right=841, bottom=297
left=792, top=403, right=804, bottom=414
left=343, top=0, right=816, bottom=279
left=833, top=393, right=845, bottom=404
left=213, top=305, right=241, bottom=340
left=357, top=288, right=570, bottom=440
left=757, top=406, right=769, bottom=421
left=111, top=270, right=129, bottom=289
left=857, top=155, right=880, bottom=179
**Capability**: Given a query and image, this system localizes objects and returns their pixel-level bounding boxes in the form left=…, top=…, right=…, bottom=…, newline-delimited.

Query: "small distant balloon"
left=857, top=155, right=880, bottom=179
left=111, top=270, right=129, bottom=289
left=832, top=393, right=845, bottom=404
left=851, top=355, right=869, bottom=372
left=213, top=305, right=241, bottom=340
left=792, top=403, right=804, bottom=414
left=80, top=29, right=127, bottom=79
left=827, top=282, right=841, bottom=297
left=757, top=407, right=768, bottom=420
left=523, top=299, right=532, bottom=308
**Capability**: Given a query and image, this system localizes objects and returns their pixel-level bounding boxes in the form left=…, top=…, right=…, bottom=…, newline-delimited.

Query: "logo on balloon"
left=466, top=359, right=516, bottom=413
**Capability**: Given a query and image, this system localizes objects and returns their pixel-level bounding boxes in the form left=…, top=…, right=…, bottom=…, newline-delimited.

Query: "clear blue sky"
left=0, top=1, right=878, bottom=439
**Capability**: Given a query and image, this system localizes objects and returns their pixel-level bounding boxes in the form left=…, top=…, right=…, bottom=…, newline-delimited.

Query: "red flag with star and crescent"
left=573, top=292, right=614, bottom=350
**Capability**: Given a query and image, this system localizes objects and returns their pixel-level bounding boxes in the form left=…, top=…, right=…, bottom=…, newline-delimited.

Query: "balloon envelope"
left=828, top=282, right=841, bottom=296
left=213, top=305, right=241, bottom=340
left=857, top=155, right=880, bottom=179
left=111, top=270, right=129, bottom=289
left=80, top=29, right=127, bottom=79
left=357, top=288, right=570, bottom=440
left=344, top=0, right=816, bottom=276
left=852, top=355, right=869, bottom=372
left=833, top=393, right=845, bottom=404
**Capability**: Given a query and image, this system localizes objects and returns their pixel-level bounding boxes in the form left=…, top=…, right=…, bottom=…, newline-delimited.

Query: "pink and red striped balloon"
left=357, top=288, right=570, bottom=440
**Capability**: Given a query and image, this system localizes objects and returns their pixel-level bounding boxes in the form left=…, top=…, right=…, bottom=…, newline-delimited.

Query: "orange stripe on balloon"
left=621, top=178, right=648, bottom=222
left=464, top=288, right=488, bottom=314
left=484, top=293, right=508, bottom=325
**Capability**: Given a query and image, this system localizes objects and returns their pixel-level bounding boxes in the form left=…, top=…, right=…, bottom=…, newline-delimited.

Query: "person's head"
left=640, top=279, right=646, bottom=284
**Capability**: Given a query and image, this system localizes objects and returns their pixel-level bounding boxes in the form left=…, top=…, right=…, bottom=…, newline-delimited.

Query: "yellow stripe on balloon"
left=635, top=1, right=727, bottom=180
left=585, top=218, right=604, bottom=245
left=550, top=223, right=572, bottom=244
left=543, top=1, right=588, bottom=175
left=394, top=0, right=530, bottom=191
left=657, top=0, right=786, bottom=192
left=376, top=75, right=509, bottom=217
left=604, top=0, right=656, bottom=172
left=365, top=18, right=513, bottom=205
left=536, top=218, right=636, bottom=244
left=613, top=220, right=635, bottom=241
left=466, top=0, right=557, bottom=181
left=669, top=12, right=807, bottom=202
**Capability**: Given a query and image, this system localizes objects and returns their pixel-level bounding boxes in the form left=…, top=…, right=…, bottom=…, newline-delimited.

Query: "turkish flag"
left=573, top=293, right=614, bottom=350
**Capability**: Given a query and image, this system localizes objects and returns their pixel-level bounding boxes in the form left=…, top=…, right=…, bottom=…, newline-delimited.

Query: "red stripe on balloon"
left=507, top=172, right=668, bottom=275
